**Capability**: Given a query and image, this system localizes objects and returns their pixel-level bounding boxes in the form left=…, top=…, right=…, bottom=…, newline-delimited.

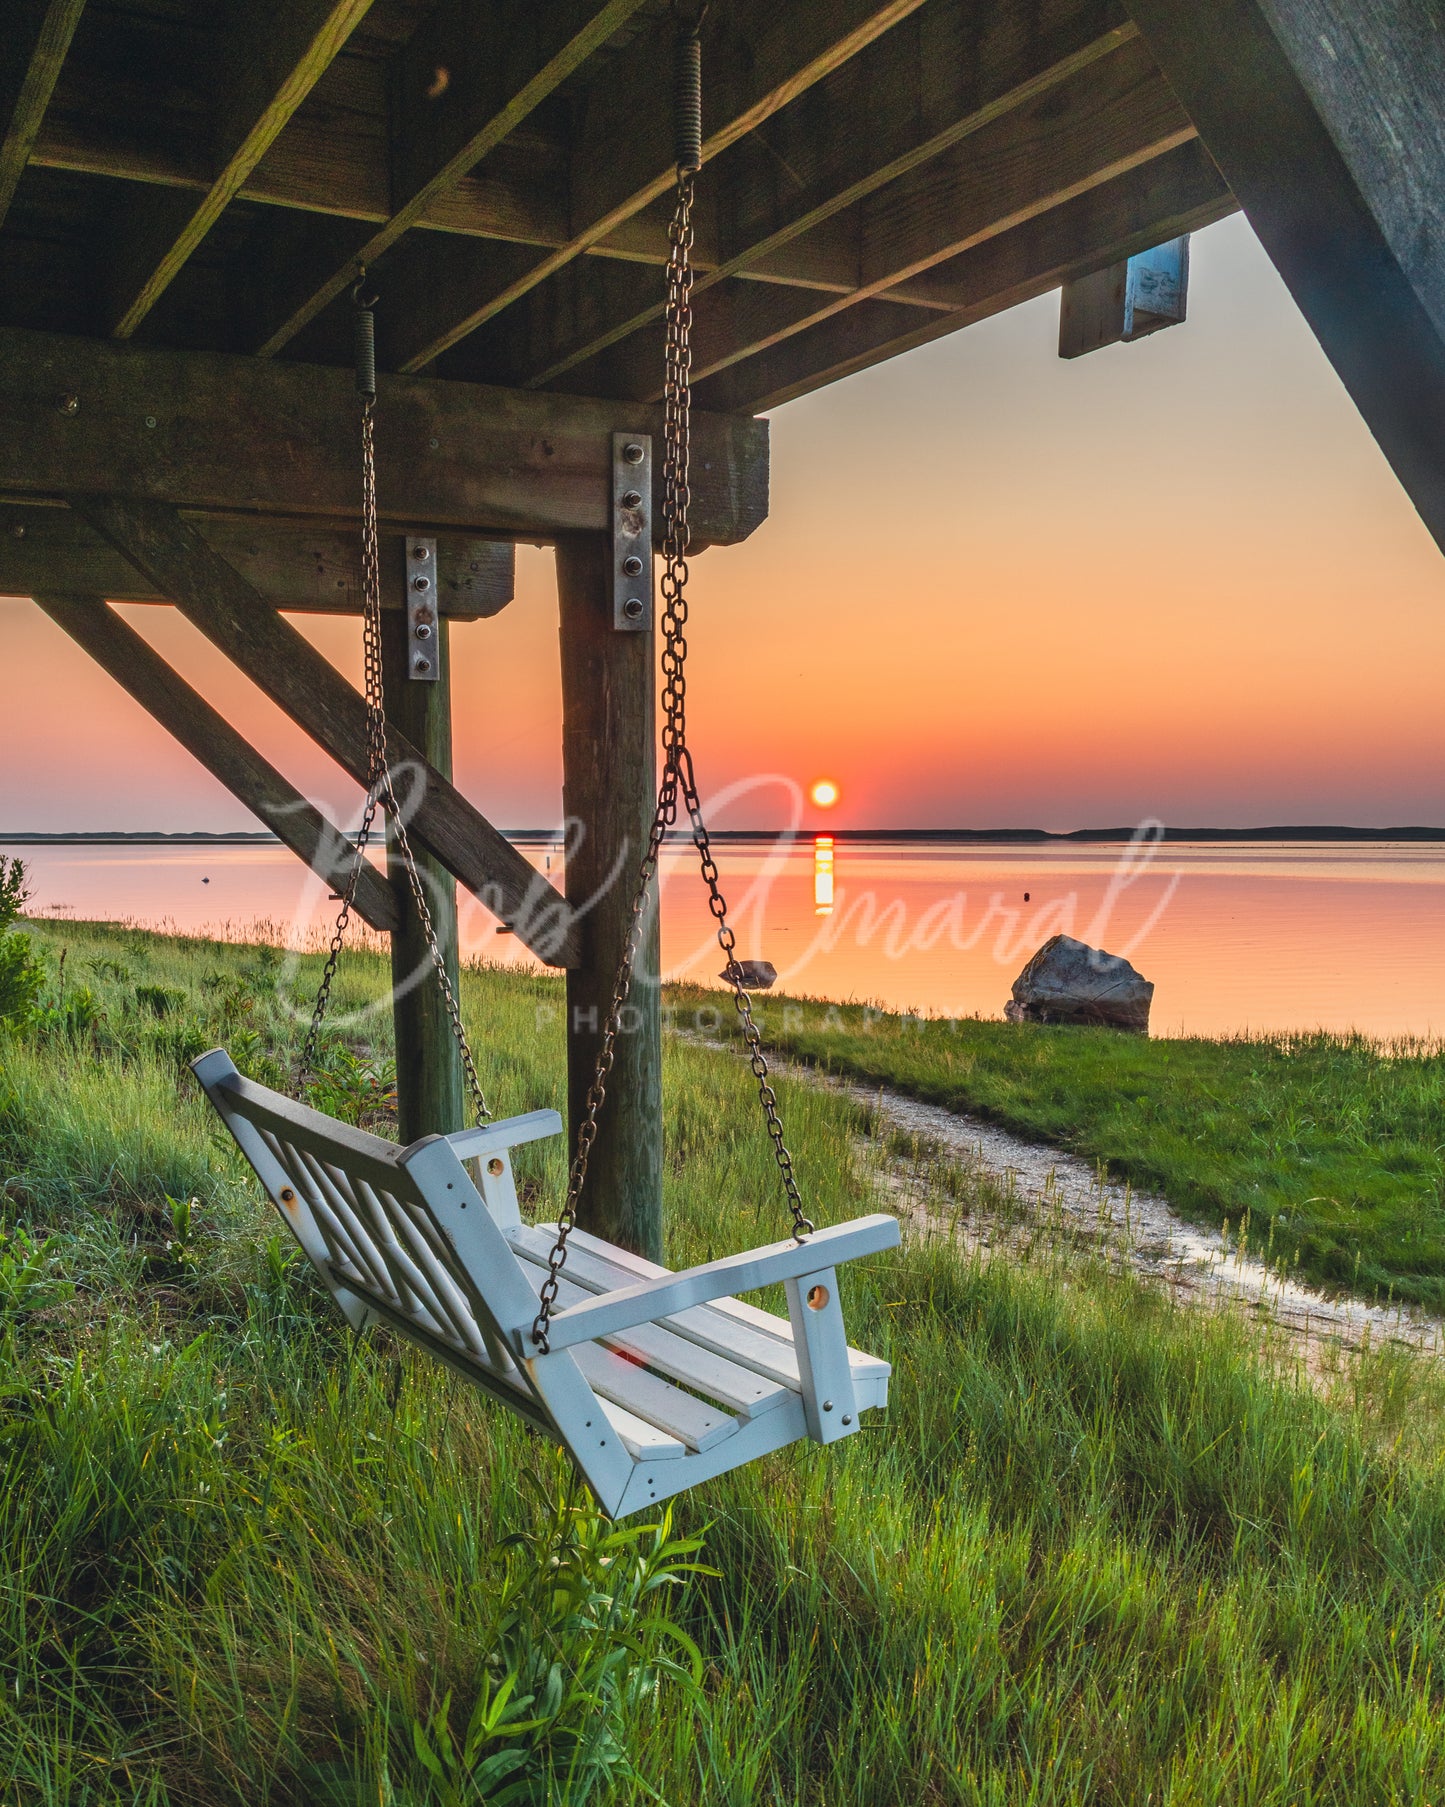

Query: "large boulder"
left=1005, top=935, right=1152, bottom=1032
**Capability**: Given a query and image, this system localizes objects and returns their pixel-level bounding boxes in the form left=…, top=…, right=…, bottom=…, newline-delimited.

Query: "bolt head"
left=144, top=415, right=157, bottom=428
left=412, top=574, right=430, bottom=591
left=428, top=437, right=439, bottom=449
left=621, top=489, right=643, bottom=508
left=413, top=655, right=432, bottom=673
left=411, top=543, right=430, bottom=559
left=623, top=441, right=645, bottom=464
left=414, top=622, right=433, bottom=638
left=58, top=393, right=80, bottom=416
left=10, top=525, right=25, bottom=540
left=622, top=553, right=643, bottom=577
left=623, top=596, right=645, bottom=621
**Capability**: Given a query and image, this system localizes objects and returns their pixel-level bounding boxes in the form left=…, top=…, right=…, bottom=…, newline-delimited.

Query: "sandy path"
left=781, top=1056, right=1445, bottom=1365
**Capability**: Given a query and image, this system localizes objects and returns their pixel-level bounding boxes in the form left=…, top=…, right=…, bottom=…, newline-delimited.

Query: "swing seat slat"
left=558, top=1225, right=893, bottom=1407
left=506, top=1227, right=793, bottom=1418
left=194, top=1047, right=899, bottom=1517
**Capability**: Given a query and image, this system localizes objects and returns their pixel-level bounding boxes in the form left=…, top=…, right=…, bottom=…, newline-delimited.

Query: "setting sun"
left=810, top=778, right=840, bottom=809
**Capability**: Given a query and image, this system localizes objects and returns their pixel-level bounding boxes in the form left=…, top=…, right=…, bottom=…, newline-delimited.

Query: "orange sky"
left=5, top=214, right=1445, bottom=834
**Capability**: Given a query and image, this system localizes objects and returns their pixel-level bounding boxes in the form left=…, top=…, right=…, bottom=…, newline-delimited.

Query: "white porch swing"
left=195, top=14, right=899, bottom=1518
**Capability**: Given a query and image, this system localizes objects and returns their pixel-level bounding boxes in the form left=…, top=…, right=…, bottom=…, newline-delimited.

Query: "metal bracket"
left=611, top=432, right=652, bottom=633
left=406, top=537, right=440, bottom=680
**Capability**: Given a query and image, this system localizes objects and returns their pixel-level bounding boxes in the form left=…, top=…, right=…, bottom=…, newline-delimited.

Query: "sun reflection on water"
left=814, top=835, right=834, bottom=915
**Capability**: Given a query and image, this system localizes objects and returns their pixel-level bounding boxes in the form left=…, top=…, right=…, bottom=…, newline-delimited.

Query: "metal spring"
left=674, top=27, right=702, bottom=174
left=353, top=304, right=376, bottom=399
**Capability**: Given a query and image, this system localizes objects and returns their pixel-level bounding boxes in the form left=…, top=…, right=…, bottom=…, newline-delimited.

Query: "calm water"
left=9, top=837, right=1445, bottom=1040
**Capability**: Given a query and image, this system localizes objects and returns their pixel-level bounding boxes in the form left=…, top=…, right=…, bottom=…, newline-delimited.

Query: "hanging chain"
left=300, top=280, right=489, bottom=1127
left=531, top=116, right=811, bottom=1353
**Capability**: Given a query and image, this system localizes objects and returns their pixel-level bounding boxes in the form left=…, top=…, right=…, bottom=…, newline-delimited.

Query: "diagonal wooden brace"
left=71, top=495, right=580, bottom=967
left=31, top=590, right=400, bottom=933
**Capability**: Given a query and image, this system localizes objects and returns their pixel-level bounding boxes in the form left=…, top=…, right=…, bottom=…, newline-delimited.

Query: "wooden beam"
left=566, top=36, right=1196, bottom=402
left=0, top=0, right=86, bottom=230
left=384, top=0, right=928, bottom=374
left=0, top=326, right=769, bottom=547
left=106, top=0, right=375, bottom=340
left=697, top=138, right=1234, bottom=413
left=29, top=590, right=398, bottom=933
left=69, top=495, right=580, bottom=969
left=0, top=507, right=514, bottom=618
left=1122, top=0, right=1445, bottom=554
left=380, top=608, right=464, bottom=1142
left=502, top=7, right=1137, bottom=391
left=557, top=532, right=662, bottom=1259
left=250, top=0, right=650, bottom=359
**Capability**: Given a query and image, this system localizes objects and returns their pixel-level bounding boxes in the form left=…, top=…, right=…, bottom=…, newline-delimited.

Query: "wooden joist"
left=1122, top=0, right=1445, bottom=554
left=70, top=496, right=579, bottom=968
left=497, top=5, right=1138, bottom=392
left=106, top=0, right=374, bottom=340
left=0, top=326, right=769, bottom=547
left=565, top=34, right=1196, bottom=403
left=30, top=591, right=398, bottom=932
left=698, top=138, right=1235, bottom=413
left=29, top=77, right=928, bottom=303
left=250, top=0, right=650, bottom=359
left=0, top=506, right=514, bottom=618
left=0, top=0, right=86, bottom=230
left=383, top=0, right=928, bottom=374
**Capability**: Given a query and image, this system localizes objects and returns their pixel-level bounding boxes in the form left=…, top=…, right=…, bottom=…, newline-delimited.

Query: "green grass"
left=667, top=984, right=1445, bottom=1309
left=3, top=920, right=1445, bottom=1802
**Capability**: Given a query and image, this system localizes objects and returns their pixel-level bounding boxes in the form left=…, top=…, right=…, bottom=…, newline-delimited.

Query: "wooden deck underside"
left=0, top=0, right=1236, bottom=421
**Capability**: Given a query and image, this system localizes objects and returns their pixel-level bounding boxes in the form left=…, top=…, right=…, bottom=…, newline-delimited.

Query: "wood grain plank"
left=0, top=0, right=87, bottom=229
left=251, top=0, right=649, bottom=359
left=108, top=0, right=375, bottom=339
left=386, top=0, right=927, bottom=373
left=0, top=507, right=514, bottom=619
left=697, top=138, right=1235, bottom=414
left=0, top=325, right=769, bottom=548
left=512, top=6, right=1135, bottom=390
left=566, top=37, right=1195, bottom=403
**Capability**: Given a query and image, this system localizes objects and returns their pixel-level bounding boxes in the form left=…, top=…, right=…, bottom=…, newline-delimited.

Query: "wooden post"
left=380, top=607, right=466, bottom=1145
left=556, top=531, right=662, bottom=1259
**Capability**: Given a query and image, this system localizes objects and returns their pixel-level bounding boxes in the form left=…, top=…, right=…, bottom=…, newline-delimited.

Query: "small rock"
left=1005, top=934, right=1152, bottom=1032
left=720, top=959, right=778, bottom=990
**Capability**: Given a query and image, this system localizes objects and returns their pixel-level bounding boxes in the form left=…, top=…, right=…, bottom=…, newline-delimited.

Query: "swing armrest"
left=515, top=1214, right=899, bottom=1355
left=443, top=1110, right=564, bottom=1162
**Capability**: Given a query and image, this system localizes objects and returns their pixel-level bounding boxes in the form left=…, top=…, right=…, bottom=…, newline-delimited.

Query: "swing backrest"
left=195, top=1051, right=514, bottom=1345
left=193, top=1049, right=636, bottom=1505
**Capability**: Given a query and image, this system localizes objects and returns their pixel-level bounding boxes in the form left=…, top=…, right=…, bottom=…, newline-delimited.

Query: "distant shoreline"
left=5, top=826, right=1445, bottom=847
